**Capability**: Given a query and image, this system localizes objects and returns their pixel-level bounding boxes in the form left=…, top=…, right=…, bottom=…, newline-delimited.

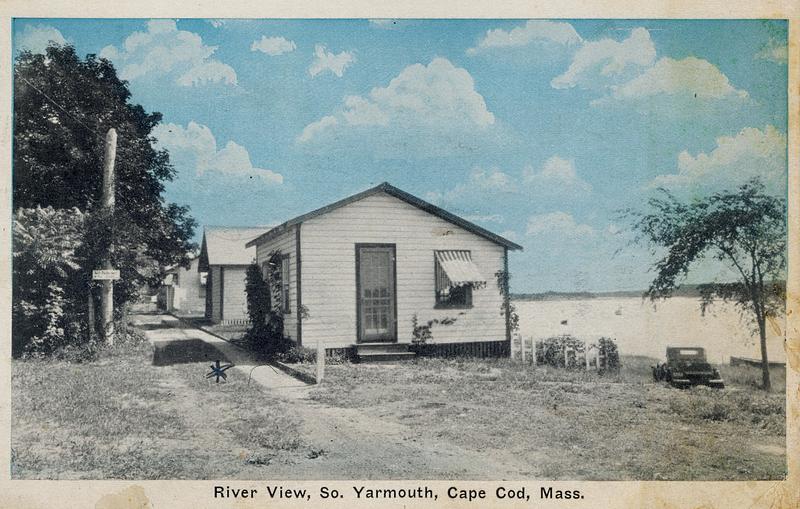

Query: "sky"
left=12, top=19, right=788, bottom=293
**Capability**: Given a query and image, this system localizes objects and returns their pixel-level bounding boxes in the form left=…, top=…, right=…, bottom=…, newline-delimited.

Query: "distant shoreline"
left=511, top=287, right=702, bottom=301
left=512, top=280, right=786, bottom=301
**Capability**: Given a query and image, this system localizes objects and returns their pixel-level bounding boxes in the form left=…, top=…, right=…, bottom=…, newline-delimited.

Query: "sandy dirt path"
left=131, top=314, right=531, bottom=479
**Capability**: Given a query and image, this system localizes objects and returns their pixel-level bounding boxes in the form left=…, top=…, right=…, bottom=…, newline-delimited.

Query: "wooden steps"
left=355, top=342, right=416, bottom=363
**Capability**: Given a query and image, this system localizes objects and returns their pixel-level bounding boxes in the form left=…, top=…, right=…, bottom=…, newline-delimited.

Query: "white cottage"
left=245, top=183, right=522, bottom=360
left=198, top=226, right=266, bottom=324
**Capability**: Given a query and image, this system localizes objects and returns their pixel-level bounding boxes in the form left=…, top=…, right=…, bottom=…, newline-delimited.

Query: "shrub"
left=277, top=346, right=317, bottom=364
left=13, top=207, right=87, bottom=357
left=410, top=313, right=457, bottom=354
left=243, top=261, right=292, bottom=358
left=597, top=337, right=620, bottom=371
left=535, top=335, right=585, bottom=368
left=245, top=263, right=270, bottom=328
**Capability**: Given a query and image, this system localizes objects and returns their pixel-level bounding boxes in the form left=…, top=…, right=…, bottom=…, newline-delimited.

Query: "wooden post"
left=87, top=288, right=95, bottom=341
left=100, top=128, right=117, bottom=344
left=316, top=336, right=325, bottom=383
left=512, top=334, right=517, bottom=361
left=521, top=336, right=526, bottom=364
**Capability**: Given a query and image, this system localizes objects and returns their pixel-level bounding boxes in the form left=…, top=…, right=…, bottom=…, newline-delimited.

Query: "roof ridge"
left=246, top=182, right=522, bottom=251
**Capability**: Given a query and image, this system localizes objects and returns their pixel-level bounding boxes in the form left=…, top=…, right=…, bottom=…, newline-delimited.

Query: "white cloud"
left=308, top=44, right=355, bottom=77
left=551, top=27, right=656, bottom=89
left=466, top=168, right=514, bottom=192
left=523, top=156, right=592, bottom=195
left=526, top=212, right=596, bottom=238
left=175, top=60, right=237, bottom=87
left=298, top=57, right=494, bottom=143
left=437, top=157, right=591, bottom=212
left=607, top=56, right=748, bottom=102
left=467, top=20, right=582, bottom=55
left=755, top=41, right=788, bottom=64
left=251, top=36, right=296, bottom=56
left=99, top=20, right=237, bottom=87
left=153, top=121, right=283, bottom=184
left=438, top=167, right=515, bottom=207
left=15, top=24, right=68, bottom=54
left=297, top=115, right=339, bottom=143
left=650, top=125, right=786, bottom=194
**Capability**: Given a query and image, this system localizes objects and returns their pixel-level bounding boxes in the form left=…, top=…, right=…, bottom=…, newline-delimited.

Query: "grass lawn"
left=11, top=338, right=308, bottom=479
left=12, top=327, right=786, bottom=480
left=309, top=355, right=786, bottom=480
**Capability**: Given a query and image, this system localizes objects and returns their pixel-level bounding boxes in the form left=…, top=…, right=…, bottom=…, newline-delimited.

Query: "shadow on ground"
left=136, top=322, right=178, bottom=331
left=152, top=339, right=229, bottom=366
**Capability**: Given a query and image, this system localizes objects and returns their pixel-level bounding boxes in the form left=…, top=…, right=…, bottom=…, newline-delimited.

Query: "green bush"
left=535, top=335, right=585, bottom=368
left=13, top=207, right=87, bottom=357
left=276, top=346, right=317, bottom=364
left=243, top=260, right=292, bottom=358
left=597, top=337, right=620, bottom=371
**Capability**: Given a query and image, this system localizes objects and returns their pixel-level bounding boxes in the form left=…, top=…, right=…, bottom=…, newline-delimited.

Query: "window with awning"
left=434, top=250, right=485, bottom=308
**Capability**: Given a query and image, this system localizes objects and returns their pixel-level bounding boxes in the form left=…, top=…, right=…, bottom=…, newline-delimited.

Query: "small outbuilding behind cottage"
left=198, top=226, right=266, bottom=324
left=160, top=256, right=206, bottom=316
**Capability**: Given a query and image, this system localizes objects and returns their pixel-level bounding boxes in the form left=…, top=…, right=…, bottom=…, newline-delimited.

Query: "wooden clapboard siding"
left=254, top=226, right=298, bottom=342
left=300, top=192, right=506, bottom=349
left=209, top=266, right=222, bottom=322
left=220, top=266, right=249, bottom=322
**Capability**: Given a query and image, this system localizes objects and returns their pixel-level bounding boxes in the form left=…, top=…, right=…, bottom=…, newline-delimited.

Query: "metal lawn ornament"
left=206, top=360, right=234, bottom=383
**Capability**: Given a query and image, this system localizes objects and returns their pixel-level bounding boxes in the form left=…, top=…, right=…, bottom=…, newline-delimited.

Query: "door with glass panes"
left=356, top=244, right=396, bottom=342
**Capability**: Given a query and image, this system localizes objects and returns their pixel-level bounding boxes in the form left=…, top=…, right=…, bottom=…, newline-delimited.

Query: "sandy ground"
left=133, top=314, right=532, bottom=479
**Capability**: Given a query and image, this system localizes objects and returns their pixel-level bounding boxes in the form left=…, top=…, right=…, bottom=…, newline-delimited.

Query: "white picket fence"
left=511, top=333, right=609, bottom=370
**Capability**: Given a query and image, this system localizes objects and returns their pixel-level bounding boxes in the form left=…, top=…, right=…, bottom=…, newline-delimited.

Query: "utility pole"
left=100, top=128, right=117, bottom=344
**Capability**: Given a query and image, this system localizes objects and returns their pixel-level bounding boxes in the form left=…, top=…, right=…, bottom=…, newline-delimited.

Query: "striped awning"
left=435, top=250, right=485, bottom=288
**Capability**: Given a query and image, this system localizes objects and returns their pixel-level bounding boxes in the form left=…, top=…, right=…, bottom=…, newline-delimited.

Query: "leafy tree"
left=12, top=207, right=86, bottom=356
left=627, top=178, right=786, bottom=390
left=13, top=45, right=196, bottom=350
left=13, top=44, right=197, bottom=349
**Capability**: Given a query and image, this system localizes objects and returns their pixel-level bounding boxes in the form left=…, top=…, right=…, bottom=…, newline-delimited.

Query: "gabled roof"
left=199, top=226, right=267, bottom=270
left=246, top=182, right=523, bottom=250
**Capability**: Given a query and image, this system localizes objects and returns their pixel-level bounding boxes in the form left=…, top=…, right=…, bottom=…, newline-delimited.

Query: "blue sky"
left=13, top=19, right=788, bottom=292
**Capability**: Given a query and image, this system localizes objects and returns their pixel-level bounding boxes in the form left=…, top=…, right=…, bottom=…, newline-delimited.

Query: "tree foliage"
left=243, top=259, right=290, bottom=358
left=12, top=44, right=197, bottom=355
left=245, top=262, right=271, bottom=328
left=12, top=207, right=87, bottom=357
left=14, top=44, right=197, bottom=283
left=627, top=178, right=786, bottom=390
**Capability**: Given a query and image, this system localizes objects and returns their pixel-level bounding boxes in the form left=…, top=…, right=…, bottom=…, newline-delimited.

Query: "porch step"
left=355, top=342, right=417, bottom=363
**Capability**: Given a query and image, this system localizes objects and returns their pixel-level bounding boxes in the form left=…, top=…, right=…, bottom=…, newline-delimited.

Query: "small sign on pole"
left=93, top=269, right=121, bottom=281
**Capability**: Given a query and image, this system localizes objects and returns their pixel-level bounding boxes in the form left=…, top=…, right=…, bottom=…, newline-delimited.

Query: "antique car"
left=652, top=347, right=724, bottom=388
